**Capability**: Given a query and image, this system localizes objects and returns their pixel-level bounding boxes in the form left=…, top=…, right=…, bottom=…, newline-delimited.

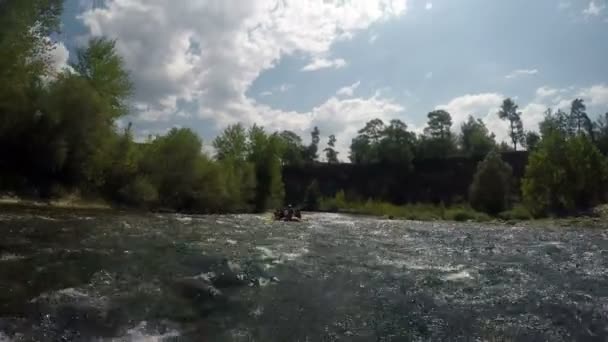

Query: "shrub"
left=498, top=204, right=533, bottom=221
left=119, top=176, right=158, bottom=207
left=522, top=134, right=608, bottom=216
left=469, top=150, right=513, bottom=215
left=304, top=180, right=321, bottom=211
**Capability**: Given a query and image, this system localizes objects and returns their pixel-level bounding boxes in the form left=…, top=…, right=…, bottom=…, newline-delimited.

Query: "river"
left=0, top=207, right=607, bottom=341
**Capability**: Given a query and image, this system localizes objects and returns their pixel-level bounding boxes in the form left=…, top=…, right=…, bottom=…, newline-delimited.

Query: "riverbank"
left=0, top=195, right=112, bottom=211
left=319, top=196, right=534, bottom=222
left=319, top=196, right=608, bottom=226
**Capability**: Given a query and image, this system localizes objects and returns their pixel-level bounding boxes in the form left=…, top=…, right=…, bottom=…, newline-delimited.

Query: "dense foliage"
left=469, top=150, right=513, bottom=215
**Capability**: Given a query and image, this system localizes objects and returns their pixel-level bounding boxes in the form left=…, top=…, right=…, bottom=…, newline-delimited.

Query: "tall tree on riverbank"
left=469, top=150, right=513, bottom=215
left=324, top=135, right=339, bottom=164
left=458, top=116, right=496, bottom=157
left=498, top=98, right=524, bottom=151
left=305, top=126, right=321, bottom=162
left=417, top=110, right=456, bottom=158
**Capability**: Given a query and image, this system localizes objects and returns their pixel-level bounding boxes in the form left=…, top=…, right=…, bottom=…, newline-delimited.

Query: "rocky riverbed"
left=0, top=207, right=607, bottom=341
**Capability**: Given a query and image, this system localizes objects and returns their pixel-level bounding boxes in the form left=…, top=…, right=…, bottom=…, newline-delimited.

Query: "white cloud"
left=579, top=84, right=608, bottom=107
left=436, top=93, right=504, bottom=128
left=535, top=86, right=559, bottom=99
left=424, top=71, right=433, bottom=79
left=259, top=84, right=293, bottom=97
left=336, top=81, right=361, bottom=97
left=301, top=58, right=347, bottom=71
left=260, top=91, right=273, bottom=97
left=425, top=2, right=433, bottom=10
left=78, top=0, right=408, bottom=129
left=583, top=0, right=605, bottom=16
left=505, top=69, right=539, bottom=79
left=369, top=34, right=378, bottom=44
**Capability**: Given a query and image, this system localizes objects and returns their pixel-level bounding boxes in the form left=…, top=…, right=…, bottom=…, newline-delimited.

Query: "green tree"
left=522, top=132, right=608, bottom=216
left=349, top=118, right=385, bottom=163
left=247, top=125, right=285, bottom=212
left=213, top=124, right=248, bottom=162
left=359, top=118, right=386, bottom=144
left=73, top=37, right=133, bottom=119
left=595, top=112, right=608, bottom=155
left=378, top=119, right=415, bottom=167
left=459, top=116, right=496, bottom=157
left=569, top=98, right=590, bottom=136
left=469, top=150, right=513, bottom=215
left=278, top=130, right=306, bottom=166
left=139, top=128, right=207, bottom=210
left=418, top=110, right=456, bottom=158
left=524, top=131, right=541, bottom=151
left=324, top=134, right=339, bottom=164
left=304, top=126, right=321, bottom=162
left=349, top=134, right=373, bottom=164
left=213, top=124, right=255, bottom=211
left=498, top=98, right=524, bottom=150
left=424, top=110, right=452, bottom=139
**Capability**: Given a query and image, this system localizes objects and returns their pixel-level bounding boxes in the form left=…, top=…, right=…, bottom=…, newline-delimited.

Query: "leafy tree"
left=418, top=110, right=456, bottom=159
left=469, top=150, right=513, bottom=215
left=359, top=118, right=386, bottom=144
left=139, top=128, right=207, bottom=210
left=595, top=112, right=608, bottom=155
left=459, top=115, right=496, bottom=157
left=324, top=134, right=339, bottom=164
left=213, top=123, right=255, bottom=211
left=278, top=130, right=306, bottom=166
left=349, top=118, right=385, bottom=163
left=349, top=134, right=373, bottom=164
left=522, top=132, right=608, bottom=216
left=304, top=126, right=321, bottom=162
left=524, top=131, right=541, bottom=151
left=498, top=98, right=524, bottom=150
left=424, top=110, right=452, bottom=139
left=213, top=124, right=248, bottom=162
left=569, top=98, right=591, bottom=136
left=377, top=119, right=415, bottom=167
left=247, top=125, right=284, bottom=212
left=73, top=37, right=133, bottom=119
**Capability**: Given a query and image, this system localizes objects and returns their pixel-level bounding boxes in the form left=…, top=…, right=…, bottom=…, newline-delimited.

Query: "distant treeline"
left=2, top=1, right=608, bottom=217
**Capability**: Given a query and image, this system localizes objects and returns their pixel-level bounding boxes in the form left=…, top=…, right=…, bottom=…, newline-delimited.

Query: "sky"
left=52, top=0, right=608, bottom=160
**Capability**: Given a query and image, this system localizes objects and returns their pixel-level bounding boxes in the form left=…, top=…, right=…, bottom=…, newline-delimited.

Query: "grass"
left=320, top=192, right=492, bottom=222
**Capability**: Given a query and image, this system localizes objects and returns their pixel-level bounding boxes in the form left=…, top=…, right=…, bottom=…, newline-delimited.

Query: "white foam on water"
left=444, top=270, right=473, bottom=281
left=108, top=321, right=180, bottom=342
left=250, top=305, right=264, bottom=318
left=375, top=256, right=464, bottom=272
left=0, top=253, right=25, bottom=261
left=176, top=216, right=192, bottom=223
left=256, top=246, right=277, bottom=259
left=226, top=239, right=237, bottom=245
left=34, top=215, right=58, bottom=221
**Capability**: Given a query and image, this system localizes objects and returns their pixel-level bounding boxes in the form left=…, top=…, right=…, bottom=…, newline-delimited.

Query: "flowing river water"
left=1, top=207, right=608, bottom=341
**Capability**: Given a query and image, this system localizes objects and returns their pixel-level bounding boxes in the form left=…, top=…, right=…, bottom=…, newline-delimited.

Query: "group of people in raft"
left=273, top=204, right=302, bottom=221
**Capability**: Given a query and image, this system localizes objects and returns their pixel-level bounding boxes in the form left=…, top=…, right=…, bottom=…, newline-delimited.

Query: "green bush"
left=119, top=176, right=158, bottom=207
left=522, top=134, right=608, bottom=216
left=469, top=150, right=513, bottom=215
left=304, top=180, right=321, bottom=211
left=498, top=204, right=533, bottom=221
